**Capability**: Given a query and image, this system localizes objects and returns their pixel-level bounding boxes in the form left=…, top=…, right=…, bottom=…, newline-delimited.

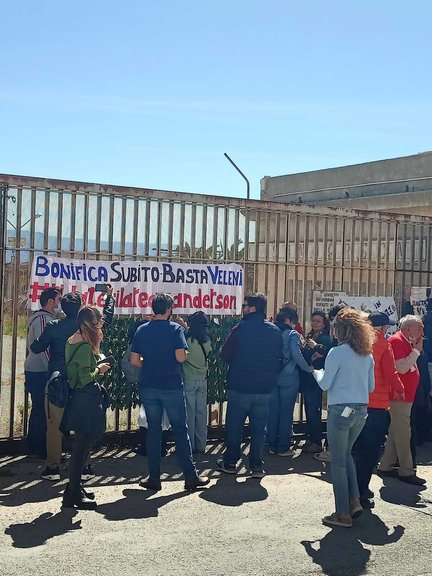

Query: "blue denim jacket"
left=278, top=329, right=311, bottom=386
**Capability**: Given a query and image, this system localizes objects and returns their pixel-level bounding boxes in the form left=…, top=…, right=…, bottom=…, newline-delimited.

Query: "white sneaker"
left=313, top=450, right=331, bottom=462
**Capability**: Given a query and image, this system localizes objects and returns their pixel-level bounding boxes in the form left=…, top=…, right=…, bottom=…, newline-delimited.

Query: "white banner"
left=338, top=295, right=398, bottom=328
left=29, top=256, right=244, bottom=315
left=410, top=287, right=431, bottom=317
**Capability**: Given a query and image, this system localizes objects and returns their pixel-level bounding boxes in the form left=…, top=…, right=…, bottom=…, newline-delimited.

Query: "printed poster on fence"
left=410, top=287, right=431, bottom=317
left=338, top=295, right=398, bottom=330
left=312, top=291, right=347, bottom=314
left=29, top=256, right=244, bottom=315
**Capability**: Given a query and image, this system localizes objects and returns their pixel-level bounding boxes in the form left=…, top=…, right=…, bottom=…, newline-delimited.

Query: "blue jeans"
left=184, top=378, right=208, bottom=452
left=223, top=389, right=270, bottom=471
left=353, top=408, right=390, bottom=498
left=327, top=403, right=368, bottom=514
left=301, top=374, right=323, bottom=445
left=25, top=371, right=48, bottom=458
left=267, top=377, right=299, bottom=453
left=141, top=387, right=197, bottom=481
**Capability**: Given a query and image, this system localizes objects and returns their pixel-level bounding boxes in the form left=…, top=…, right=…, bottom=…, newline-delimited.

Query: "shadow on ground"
left=301, top=511, right=405, bottom=576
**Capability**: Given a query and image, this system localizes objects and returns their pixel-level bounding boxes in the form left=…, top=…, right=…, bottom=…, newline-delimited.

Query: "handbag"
left=121, top=344, right=141, bottom=383
left=47, top=342, right=86, bottom=408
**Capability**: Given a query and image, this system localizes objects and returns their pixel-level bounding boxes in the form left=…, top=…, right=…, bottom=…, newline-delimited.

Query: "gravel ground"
left=1, top=441, right=431, bottom=576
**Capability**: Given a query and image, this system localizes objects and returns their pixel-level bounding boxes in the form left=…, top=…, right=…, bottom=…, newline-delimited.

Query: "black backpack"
left=47, top=343, right=85, bottom=408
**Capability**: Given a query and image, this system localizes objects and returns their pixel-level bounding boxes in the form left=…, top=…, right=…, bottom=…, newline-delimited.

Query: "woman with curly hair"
left=61, top=306, right=112, bottom=510
left=314, top=308, right=375, bottom=528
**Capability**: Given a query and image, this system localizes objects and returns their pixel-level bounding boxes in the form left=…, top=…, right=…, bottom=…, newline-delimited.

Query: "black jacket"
left=30, top=295, right=114, bottom=375
left=222, top=312, right=283, bottom=394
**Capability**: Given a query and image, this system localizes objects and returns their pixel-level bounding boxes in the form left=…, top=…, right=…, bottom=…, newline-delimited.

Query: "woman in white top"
left=315, top=308, right=375, bottom=528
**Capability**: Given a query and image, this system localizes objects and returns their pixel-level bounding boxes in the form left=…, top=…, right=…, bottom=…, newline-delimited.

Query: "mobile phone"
left=98, top=355, right=116, bottom=366
left=95, top=283, right=108, bottom=292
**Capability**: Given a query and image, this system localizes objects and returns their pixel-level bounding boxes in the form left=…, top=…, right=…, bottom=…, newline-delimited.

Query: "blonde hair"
left=78, top=306, right=103, bottom=354
left=333, top=308, right=375, bottom=356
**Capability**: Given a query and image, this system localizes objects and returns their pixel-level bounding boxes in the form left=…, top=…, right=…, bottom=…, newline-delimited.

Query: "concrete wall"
left=261, top=151, right=432, bottom=216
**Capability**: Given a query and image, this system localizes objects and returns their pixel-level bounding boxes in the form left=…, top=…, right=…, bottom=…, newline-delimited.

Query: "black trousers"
left=353, top=407, right=390, bottom=498
left=69, top=432, right=95, bottom=494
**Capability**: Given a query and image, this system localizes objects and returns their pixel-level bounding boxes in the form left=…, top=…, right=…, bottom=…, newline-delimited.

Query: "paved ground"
left=1, top=441, right=432, bottom=576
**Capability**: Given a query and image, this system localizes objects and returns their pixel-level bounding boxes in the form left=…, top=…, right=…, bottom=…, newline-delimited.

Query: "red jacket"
left=369, top=330, right=404, bottom=409
left=389, top=331, right=420, bottom=402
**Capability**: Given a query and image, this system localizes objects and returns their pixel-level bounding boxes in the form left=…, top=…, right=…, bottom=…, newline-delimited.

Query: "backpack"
left=47, top=342, right=86, bottom=408
left=121, top=344, right=141, bottom=384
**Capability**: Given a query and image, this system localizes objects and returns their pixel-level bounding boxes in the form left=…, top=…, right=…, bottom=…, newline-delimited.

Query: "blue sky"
left=1, top=1, right=431, bottom=199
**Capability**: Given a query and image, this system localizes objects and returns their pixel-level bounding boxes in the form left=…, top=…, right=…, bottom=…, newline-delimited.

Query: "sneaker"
left=184, top=475, right=210, bottom=491
left=216, top=458, right=238, bottom=475
left=322, top=513, right=352, bottom=528
left=278, top=449, right=295, bottom=457
left=313, top=450, right=331, bottom=462
left=81, top=464, right=95, bottom=481
left=302, top=442, right=323, bottom=454
left=81, top=484, right=95, bottom=500
left=397, top=474, right=426, bottom=486
left=139, top=477, right=162, bottom=491
left=41, top=466, right=60, bottom=481
left=251, top=469, right=266, bottom=479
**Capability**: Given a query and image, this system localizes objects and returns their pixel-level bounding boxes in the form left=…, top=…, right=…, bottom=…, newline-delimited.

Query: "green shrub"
left=100, top=316, right=239, bottom=410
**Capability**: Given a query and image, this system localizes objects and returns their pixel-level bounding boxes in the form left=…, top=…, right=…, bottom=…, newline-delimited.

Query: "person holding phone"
left=314, top=309, right=375, bottom=528
left=61, top=306, right=112, bottom=510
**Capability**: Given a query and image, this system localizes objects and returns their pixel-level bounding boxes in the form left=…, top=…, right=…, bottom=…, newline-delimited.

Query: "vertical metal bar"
left=82, top=192, right=89, bottom=259
left=144, top=199, right=151, bottom=258
left=57, top=190, right=63, bottom=256
left=272, top=211, right=281, bottom=315
left=201, top=203, right=208, bottom=261
left=190, top=203, right=197, bottom=260
left=8, top=186, right=23, bottom=437
left=233, top=207, right=240, bottom=261
left=167, top=201, right=174, bottom=258
left=95, top=194, right=102, bottom=256
left=212, top=205, right=218, bottom=260
left=155, top=201, right=162, bottom=259
left=70, top=193, right=77, bottom=257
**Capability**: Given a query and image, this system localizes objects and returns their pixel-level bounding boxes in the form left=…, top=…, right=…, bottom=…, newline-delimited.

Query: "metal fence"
left=1, top=174, right=432, bottom=442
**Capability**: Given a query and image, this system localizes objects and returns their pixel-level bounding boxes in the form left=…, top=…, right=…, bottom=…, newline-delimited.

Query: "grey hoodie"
left=24, top=310, right=54, bottom=372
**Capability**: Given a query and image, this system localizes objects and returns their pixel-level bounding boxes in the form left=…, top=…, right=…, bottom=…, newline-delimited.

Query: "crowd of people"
left=23, top=287, right=431, bottom=523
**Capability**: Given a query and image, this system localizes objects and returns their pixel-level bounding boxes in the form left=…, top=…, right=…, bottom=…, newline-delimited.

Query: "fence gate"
left=1, top=175, right=432, bottom=443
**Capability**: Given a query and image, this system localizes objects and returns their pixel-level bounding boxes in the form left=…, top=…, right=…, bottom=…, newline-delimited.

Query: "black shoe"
left=364, top=488, right=374, bottom=499
left=62, top=485, right=97, bottom=510
left=41, top=466, right=61, bottom=481
left=360, top=497, right=375, bottom=509
left=80, top=484, right=95, bottom=500
left=398, top=474, right=426, bottom=486
left=216, top=458, right=237, bottom=475
left=184, top=475, right=210, bottom=491
left=81, top=464, right=95, bottom=481
left=377, top=468, right=398, bottom=478
left=139, top=477, right=162, bottom=491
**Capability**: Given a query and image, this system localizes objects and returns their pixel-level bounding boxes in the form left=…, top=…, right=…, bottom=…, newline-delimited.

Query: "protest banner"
left=410, top=287, right=431, bottom=317
left=338, top=295, right=398, bottom=329
left=29, top=256, right=244, bottom=315
left=312, top=291, right=347, bottom=314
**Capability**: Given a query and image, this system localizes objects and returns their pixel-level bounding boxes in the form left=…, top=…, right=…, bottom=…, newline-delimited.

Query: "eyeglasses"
left=242, top=303, right=249, bottom=309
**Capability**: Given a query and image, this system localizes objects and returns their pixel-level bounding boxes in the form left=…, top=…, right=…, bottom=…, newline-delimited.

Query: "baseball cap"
left=368, top=311, right=396, bottom=327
